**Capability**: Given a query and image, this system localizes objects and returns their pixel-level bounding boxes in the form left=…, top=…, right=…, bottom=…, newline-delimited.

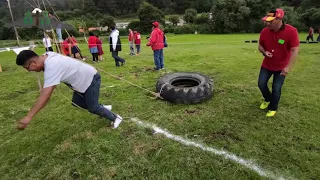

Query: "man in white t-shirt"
left=43, top=34, right=53, bottom=52
left=15, top=50, right=123, bottom=130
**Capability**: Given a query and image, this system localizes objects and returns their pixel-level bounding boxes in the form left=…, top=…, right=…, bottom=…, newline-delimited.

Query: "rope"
left=25, top=0, right=36, bottom=9
left=57, top=88, right=157, bottom=120
left=31, top=0, right=38, bottom=7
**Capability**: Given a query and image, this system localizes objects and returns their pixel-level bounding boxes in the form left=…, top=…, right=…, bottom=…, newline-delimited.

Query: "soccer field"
left=0, top=34, right=319, bottom=179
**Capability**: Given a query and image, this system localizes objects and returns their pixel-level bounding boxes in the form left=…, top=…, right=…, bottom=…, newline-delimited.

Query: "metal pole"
left=7, top=0, right=21, bottom=47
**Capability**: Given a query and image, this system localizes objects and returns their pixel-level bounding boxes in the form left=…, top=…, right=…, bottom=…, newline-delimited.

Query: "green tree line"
left=0, top=0, right=319, bottom=40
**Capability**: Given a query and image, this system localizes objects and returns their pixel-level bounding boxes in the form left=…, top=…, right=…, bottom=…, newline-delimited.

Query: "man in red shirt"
left=147, top=22, right=165, bottom=70
left=134, top=30, right=141, bottom=55
left=128, top=29, right=135, bottom=55
left=258, top=8, right=300, bottom=117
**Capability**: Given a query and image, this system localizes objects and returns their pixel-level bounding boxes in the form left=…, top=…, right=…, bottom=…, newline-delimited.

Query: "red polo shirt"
left=259, top=24, right=299, bottom=71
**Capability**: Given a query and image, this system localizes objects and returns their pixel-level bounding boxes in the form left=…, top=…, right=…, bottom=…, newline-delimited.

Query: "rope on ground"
left=96, top=67, right=163, bottom=100
left=57, top=88, right=157, bottom=120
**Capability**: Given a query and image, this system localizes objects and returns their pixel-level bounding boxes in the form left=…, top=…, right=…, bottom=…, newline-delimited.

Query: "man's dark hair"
left=89, top=31, right=94, bottom=36
left=110, top=26, right=115, bottom=30
left=16, top=50, right=38, bottom=66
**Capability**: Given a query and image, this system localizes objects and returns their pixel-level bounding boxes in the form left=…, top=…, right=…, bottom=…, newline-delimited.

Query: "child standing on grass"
left=134, top=31, right=141, bottom=55
left=62, top=37, right=71, bottom=56
left=69, top=34, right=85, bottom=60
left=88, top=32, right=99, bottom=63
left=96, top=35, right=104, bottom=61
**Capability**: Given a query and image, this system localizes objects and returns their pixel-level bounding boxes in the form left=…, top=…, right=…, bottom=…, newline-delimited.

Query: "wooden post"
left=7, top=0, right=20, bottom=47
left=0, top=64, right=2, bottom=72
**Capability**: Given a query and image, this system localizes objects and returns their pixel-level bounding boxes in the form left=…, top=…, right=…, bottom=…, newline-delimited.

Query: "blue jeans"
left=136, top=44, right=140, bottom=54
left=72, top=73, right=116, bottom=121
left=258, top=68, right=286, bottom=110
left=129, top=42, right=135, bottom=55
left=112, top=51, right=125, bottom=67
left=153, top=49, right=164, bottom=70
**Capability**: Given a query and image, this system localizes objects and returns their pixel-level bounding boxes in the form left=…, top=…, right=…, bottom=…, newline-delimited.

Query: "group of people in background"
left=41, top=21, right=166, bottom=70
left=128, top=29, right=141, bottom=56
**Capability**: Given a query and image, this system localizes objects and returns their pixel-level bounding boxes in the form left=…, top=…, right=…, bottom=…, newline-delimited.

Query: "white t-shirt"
left=43, top=37, right=52, bottom=48
left=43, top=52, right=97, bottom=93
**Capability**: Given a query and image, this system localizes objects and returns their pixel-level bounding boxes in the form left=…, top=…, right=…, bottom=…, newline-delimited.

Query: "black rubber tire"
left=309, top=41, right=319, bottom=44
left=300, top=41, right=307, bottom=44
left=251, top=40, right=258, bottom=43
left=245, top=41, right=250, bottom=43
left=156, top=72, right=214, bottom=104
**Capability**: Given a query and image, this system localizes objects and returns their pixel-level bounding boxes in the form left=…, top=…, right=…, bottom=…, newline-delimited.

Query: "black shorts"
left=71, top=46, right=79, bottom=54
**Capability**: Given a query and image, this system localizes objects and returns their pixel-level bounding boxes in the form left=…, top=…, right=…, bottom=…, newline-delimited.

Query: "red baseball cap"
left=262, top=8, right=285, bottom=22
left=152, top=21, right=159, bottom=27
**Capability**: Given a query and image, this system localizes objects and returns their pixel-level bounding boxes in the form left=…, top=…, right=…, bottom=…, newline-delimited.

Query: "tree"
left=169, top=15, right=180, bottom=26
left=195, top=13, right=209, bottom=24
left=99, top=16, right=115, bottom=27
left=138, top=2, right=165, bottom=33
left=183, top=8, right=197, bottom=23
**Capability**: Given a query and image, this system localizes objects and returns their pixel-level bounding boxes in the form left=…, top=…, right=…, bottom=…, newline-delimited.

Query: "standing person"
left=69, top=34, right=85, bottom=60
left=96, top=35, right=104, bottom=61
left=109, top=26, right=125, bottom=67
left=128, top=29, right=135, bottom=55
left=134, top=30, right=141, bottom=55
left=306, top=27, right=314, bottom=43
left=88, top=32, right=99, bottom=63
left=62, top=37, right=71, bottom=56
left=147, top=22, right=165, bottom=70
left=258, top=8, right=300, bottom=117
left=15, top=50, right=123, bottom=130
left=43, top=33, right=53, bottom=52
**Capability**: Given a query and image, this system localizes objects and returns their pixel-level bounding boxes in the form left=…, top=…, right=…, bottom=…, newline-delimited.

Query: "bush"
left=168, top=15, right=180, bottom=26
left=128, top=20, right=141, bottom=31
left=197, top=24, right=212, bottom=34
left=195, top=14, right=209, bottom=24
left=118, top=28, right=128, bottom=36
left=184, top=8, right=197, bottom=24
left=173, top=24, right=198, bottom=34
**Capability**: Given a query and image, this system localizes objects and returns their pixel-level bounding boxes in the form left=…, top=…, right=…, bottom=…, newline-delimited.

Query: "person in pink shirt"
left=88, top=32, right=99, bottom=63
left=134, top=30, right=141, bottom=55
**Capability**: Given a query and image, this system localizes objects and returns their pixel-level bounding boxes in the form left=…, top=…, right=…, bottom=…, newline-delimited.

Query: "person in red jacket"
left=88, top=32, right=99, bottom=63
left=62, top=37, right=71, bottom=56
left=147, top=22, right=165, bottom=70
left=134, top=30, right=141, bottom=55
left=258, top=8, right=300, bottom=117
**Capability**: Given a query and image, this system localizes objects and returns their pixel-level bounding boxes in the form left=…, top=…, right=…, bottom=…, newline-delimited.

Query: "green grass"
left=0, top=34, right=319, bottom=179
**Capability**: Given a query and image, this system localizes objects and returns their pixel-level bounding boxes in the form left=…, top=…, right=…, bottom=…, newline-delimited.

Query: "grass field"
left=0, top=34, right=319, bottom=180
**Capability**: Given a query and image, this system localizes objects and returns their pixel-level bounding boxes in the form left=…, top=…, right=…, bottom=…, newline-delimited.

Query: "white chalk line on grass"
left=130, top=117, right=288, bottom=180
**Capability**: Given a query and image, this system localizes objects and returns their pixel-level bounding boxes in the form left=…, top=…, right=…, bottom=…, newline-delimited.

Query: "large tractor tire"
left=156, top=72, right=214, bottom=104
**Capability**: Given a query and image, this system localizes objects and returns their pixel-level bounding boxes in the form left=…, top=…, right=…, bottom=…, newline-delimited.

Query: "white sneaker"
left=113, top=115, right=123, bottom=129
left=103, top=105, right=112, bottom=111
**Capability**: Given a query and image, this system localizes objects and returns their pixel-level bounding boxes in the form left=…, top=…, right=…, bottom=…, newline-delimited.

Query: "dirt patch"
left=207, top=129, right=243, bottom=142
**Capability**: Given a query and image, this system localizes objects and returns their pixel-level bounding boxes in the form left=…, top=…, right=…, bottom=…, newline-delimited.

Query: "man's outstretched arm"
left=18, top=86, right=55, bottom=130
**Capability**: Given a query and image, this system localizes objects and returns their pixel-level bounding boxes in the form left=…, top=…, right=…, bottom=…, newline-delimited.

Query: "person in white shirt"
left=15, top=50, right=123, bottom=130
left=109, top=26, right=126, bottom=67
left=43, top=34, right=53, bottom=52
